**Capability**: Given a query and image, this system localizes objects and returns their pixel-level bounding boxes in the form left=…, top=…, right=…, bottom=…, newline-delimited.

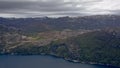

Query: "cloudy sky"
left=0, top=0, right=120, bottom=17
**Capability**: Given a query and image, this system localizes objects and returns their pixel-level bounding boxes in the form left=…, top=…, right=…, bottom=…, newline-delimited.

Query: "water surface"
left=0, top=55, right=119, bottom=68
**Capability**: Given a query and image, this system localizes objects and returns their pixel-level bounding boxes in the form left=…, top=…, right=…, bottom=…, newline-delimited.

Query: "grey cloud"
left=0, top=0, right=119, bottom=17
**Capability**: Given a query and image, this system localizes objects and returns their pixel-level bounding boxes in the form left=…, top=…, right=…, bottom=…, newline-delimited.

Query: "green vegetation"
left=64, top=31, right=120, bottom=66
left=3, top=30, right=120, bottom=67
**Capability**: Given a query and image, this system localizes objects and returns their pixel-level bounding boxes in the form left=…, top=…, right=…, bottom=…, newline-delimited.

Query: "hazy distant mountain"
left=0, top=15, right=120, bottom=34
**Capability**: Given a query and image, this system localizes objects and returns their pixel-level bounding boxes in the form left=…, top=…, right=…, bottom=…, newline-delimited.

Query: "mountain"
left=0, top=15, right=120, bottom=67
left=3, top=29, right=120, bottom=67
left=0, top=15, right=120, bottom=34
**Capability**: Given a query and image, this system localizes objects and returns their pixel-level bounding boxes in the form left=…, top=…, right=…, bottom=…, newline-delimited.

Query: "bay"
left=0, top=55, right=119, bottom=68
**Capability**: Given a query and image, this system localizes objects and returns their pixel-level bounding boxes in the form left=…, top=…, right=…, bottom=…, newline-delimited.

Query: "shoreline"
left=0, top=53, right=120, bottom=68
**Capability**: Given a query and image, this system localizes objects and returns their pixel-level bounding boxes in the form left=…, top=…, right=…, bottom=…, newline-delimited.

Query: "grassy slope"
left=8, top=30, right=120, bottom=67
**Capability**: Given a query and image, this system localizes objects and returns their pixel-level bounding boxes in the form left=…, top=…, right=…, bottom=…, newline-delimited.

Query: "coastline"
left=0, top=53, right=120, bottom=68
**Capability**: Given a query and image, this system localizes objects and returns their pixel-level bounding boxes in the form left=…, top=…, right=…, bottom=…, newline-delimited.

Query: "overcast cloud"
left=0, top=0, right=120, bottom=17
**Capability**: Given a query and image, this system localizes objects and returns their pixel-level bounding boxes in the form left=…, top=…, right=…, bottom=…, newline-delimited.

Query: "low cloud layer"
left=0, top=0, right=120, bottom=17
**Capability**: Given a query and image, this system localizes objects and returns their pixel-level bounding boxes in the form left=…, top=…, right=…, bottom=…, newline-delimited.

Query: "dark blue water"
left=0, top=55, right=119, bottom=68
